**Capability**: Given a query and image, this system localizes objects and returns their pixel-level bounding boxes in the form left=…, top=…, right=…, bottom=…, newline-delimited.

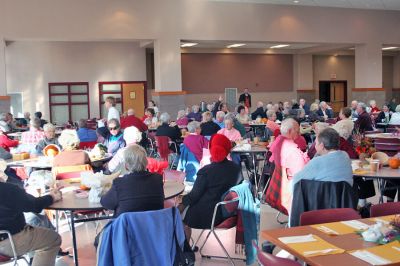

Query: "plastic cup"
left=370, top=160, right=380, bottom=172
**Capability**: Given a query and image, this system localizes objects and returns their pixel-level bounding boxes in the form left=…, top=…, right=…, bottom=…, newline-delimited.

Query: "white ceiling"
left=181, top=41, right=319, bottom=49
left=208, top=0, right=400, bottom=11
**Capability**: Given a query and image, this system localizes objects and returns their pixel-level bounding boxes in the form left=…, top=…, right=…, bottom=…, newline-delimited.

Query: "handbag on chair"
left=172, top=208, right=195, bottom=266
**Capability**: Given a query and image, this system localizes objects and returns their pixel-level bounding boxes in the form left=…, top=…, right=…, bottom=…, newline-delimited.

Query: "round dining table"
left=47, top=180, right=185, bottom=266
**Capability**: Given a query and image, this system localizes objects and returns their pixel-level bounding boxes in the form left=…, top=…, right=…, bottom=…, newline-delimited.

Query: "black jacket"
left=290, top=179, right=358, bottom=227
left=0, top=182, right=53, bottom=234
left=156, top=123, right=182, bottom=143
left=101, top=171, right=164, bottom=217
left=375, top=111, right=391, bottom=123
left=355, top=111, right=373, bottom=133
left=182, top=159, right=242, bottom=229
left=201, top=121, right=221, bottom=137
left=238, top=93, right=251, bottom=107
left=251, top=107, right=266, bottom=120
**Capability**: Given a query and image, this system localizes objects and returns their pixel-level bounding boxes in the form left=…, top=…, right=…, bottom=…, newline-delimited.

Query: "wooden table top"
left=231, top=144, right=268, bottom=153
left=261, top=218, right=387, bottom=266
left=365, top=133, right=400, bottom=139
left=47, top=180, right=185, bottom=211
left=353, top=166, right=400, bottom=179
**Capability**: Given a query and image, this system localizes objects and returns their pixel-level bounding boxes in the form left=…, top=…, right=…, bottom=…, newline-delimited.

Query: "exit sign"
left=330, top=74, right=337, bottom=79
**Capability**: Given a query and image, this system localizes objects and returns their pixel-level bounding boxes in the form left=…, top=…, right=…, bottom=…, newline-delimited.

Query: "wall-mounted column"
left=393, top=54, right=400, bottom=101
left=294, top=54, right=314, bottom=104
left=152, top=37, right=185, bottom=115
left=0, top=39, right=6, bottom=96
left=353, top=42, right=384, bottom=105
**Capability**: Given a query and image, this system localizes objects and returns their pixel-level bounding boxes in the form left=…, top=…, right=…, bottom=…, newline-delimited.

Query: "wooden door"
left=329, top=82, right=345, bottom=114
left=122, top=83, right=145, bottom=118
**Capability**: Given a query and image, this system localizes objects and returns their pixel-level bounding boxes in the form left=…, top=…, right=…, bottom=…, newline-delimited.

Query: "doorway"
left=319, top=81, right=347, bottom=114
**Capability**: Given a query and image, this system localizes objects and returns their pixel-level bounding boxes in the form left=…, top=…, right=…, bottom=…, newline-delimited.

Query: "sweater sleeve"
left=182, top=168, right=208, bottom=207
left=12, top=186, right=54, bottom=213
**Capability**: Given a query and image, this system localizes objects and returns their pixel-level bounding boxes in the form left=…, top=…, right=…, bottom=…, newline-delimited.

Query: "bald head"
left=127, top=109, right=135, bottom=116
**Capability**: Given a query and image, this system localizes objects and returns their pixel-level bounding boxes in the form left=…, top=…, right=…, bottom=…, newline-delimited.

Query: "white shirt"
left=389, top=112, right=400, bottom=125
left=107, top=106, right=120, bottom=122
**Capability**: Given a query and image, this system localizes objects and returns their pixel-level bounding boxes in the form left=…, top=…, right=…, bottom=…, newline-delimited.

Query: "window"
left=49, top=82, right=90, bottom=125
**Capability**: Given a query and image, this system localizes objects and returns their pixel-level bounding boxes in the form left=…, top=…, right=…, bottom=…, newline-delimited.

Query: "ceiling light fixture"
left=382, top=47, right=399, bottom=50
left=227, top=43, right=246, bottom=48
left=349, top=47, right=355, bottom=50
left=270, top=44, right=290, bottom=49
left=293, top=0, right=299, bottom=3
left=180, top=43, right=198, bottom=47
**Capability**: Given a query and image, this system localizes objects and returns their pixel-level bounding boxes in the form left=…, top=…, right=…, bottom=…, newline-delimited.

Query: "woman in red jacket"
left=0, top=125, right=18, bottom=151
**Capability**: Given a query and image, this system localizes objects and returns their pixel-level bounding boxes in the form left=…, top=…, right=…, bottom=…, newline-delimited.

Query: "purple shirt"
left=183, top=134, right=209, bottom=162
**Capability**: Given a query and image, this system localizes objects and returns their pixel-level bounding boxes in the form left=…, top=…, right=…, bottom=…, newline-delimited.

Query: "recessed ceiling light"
left=382, top=47, right=399, bottom=50
left=349, top=47, right=355, bottom=50
left=181, top=43, right=198, bottom=47
left=293, top=0, right=299, bottom=3
left=270, top=44, right=290, bottom=49
left=227, top=43, right=246, bottom=48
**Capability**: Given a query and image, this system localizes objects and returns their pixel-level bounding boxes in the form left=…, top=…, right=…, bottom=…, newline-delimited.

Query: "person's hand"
left=50, top=189, right=62, bottom=202
left=170, top=122, right=177, bottom=127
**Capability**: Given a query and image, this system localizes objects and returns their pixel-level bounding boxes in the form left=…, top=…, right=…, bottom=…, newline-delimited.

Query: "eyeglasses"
left=108, top=126, right=119, bottom=131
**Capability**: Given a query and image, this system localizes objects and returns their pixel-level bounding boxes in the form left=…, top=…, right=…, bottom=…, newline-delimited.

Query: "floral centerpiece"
left=353, top=132, right=376, bottom=161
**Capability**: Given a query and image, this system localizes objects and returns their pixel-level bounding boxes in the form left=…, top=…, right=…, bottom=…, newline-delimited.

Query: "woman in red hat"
left=178, top=134, right=243, bottom=239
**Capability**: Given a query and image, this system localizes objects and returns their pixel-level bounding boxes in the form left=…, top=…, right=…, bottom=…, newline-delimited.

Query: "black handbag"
left=172, top=208, right=195, bottom=266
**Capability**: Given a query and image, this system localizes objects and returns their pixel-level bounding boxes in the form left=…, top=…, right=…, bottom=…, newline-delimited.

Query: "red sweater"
left=0, top=134, right=19, bottom=151
left=120, top=115, right=148, bottom=132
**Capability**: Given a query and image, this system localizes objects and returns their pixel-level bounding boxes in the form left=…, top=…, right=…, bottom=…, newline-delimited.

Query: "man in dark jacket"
left=251, top=101, right=266, bottom=120
left=355, top=102, right=373, bottom=133
left=156, top=112, right=182, bottom=153
left=0, top=166, right=62, bottom=266
left=238, top=88, right=251, bottom=108
left=316, top=101, right=334, bottom=120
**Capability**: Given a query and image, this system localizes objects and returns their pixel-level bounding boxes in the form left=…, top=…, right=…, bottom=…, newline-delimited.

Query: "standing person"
left=0, top=163, right=62, bottom=266
left=104, top=96, right=120, bottom=122
left=238, top=88, right=251, bottom=108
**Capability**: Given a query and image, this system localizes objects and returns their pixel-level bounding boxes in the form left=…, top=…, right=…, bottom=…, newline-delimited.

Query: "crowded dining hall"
left=1, top=1, right=400, bottom=266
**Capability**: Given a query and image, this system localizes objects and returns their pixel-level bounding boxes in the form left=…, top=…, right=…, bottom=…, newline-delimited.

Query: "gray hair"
left=160, top=112, right=171, bottom=124
left=78, top=119, right=87, bottom=128
left=280, top=118, right=297, bottom=135
left=108, top=118, right=120, bottom=128
left=123, top=126, right=142, bottom=145
left=396, top=105, right=400, bottom=113
left=216, top=111, right=225, bottom=120
left=314, top=122, right=329, bottom=135
left=266, top=110, right=276, bottom=119
left=319, top=101, right=327, bottom=108
left=0, top=113, right=7, bottom=122
left=43, top=123, right=56, bottom=132
left=192, top=105, right=199, bottom=112
left=224, top=112, right=236, bottom=122
left=187, top=121, right=201, bottom=133
left=127, top=109, right=135, bottom=115
left=31, top=118, right=41, bottom=129
left=124, top=144, right=148, bottom=172
left=317, top=128, right=340, bottom=150
left=357, top=102, right=367, bottom=111
left=177, top=110, right=186, bottom=120
left=58, top=129, right=80, bottom=150
left=310, top=103, right=319, bottom=112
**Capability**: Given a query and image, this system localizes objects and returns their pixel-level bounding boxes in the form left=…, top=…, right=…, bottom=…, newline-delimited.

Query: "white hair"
left=280, top=118, right=297, bottom=136
left=187, top=121, right=201, bottom=133
left=192, top=105, right=199, bottom=112
left=123, top=126, right=142, bottom=145
left=124, top=144, right=148, bottom=172
left=216, top=111, right=225, bottom=120
left=160, top=112, right=171, bottom=124
left=177, top=110, right=186, bottom=119
left=58, top=129, right=80, bottom=150
left=314, top=122, right=329, bottom=135
left=43, top=123, right=56, bottom=132
left=266, top=110, right=276, bottom=119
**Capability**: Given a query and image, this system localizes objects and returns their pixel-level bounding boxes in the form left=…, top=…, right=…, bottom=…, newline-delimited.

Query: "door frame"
left=318, top=80, right=348, bottom=107
left=98, top=81, right=147, bottom=118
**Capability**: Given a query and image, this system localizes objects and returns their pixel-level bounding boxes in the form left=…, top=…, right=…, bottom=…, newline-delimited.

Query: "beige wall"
left=6, top=41, right=146, bottom=119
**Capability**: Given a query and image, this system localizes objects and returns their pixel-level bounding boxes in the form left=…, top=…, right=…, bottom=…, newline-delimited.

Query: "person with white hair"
left=107, top=126, right=168, bottom=175
left=354, top=102, right=373, bottom=133
left=265, top=118, right=309, bottom=215
left=176, top=110, right=189, bottom=127
left=186, top=105, right=202, bottom=122
left=35, top=123, right=61, bottom=155
left=214, top=111, right=226, bottom=128
left=350, top=100, right=359, bottom=119
left=217, top=116, right=242, bottom=142
left=53, top=129, right=90, bottom=167
left=389, top=105, right=400, bottom=125
left=200, top=111, right=220, bottom=137
left=184, top=121, right=209, bottom=162
left=265, top=110, right=280, bottom=133
left=251, top=101, right=265, bottom=120
left=120, top=108, right=148, bottom=131
left=369, top=100, right=380, bottom=114
left=155, top=112, right=182, bottom=152
left=317, top=101, right=333, bottom=120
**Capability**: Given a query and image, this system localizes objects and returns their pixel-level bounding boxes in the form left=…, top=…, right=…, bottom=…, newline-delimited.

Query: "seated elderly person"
left=21, top=118, right=45, bottom=146
left=35, top=123, right=61, bottom=155
left=355, top=102, right=373, bottom=132
left=101, top=144, right=164, bottom=217
left=317, top=101, right=334, bottom=120
left=142, top=107, right=158, bottom=127
left=107, top=126, right=168, bottom=175
left=217, top=116, right=242, bottom=142
left=0, top=162, right=62, bottom=266
left=186, top=105, right=202, bottom=122
left=265, top=110, right=280, bottom=133
left=389, top=104, right=400, bottom=125
left=332, top=107, right=354, bottom=140
left=265, top=118, right=309, bottom=215
left=292, top=128, right=353, bottom=189
left=0, top=122, right=18, bottom=152
left=375, top=104, right=391, bottom=124
left=184, top=121, right=209, bottom=162
left=53, top=129, right=90, bottom=167
left=178, top=134, right=242, bottom=239
left=155, top=112, right=182, bottom=152
left=0, top=113, right=10, bottom=133
left=176, top=110, right=189, bottom=127
left=307, top=103, right=324, bottom=123
left=235, top=105, right=250, bottom=124
left=97, top=118, right=126, bottom=156
left=77, top=119, right=98, bottom=142
left=251, top=101, right=266, bottom=120
left=213, top=111, right=225, bottom=129
left=200, top=111, right=220, bottom=137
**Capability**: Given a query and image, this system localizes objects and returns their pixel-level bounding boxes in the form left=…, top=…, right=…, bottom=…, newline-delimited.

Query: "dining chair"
left=252, top=240, right=300, bottom=266
left=370, top=202, right=400, bottom=217
left=155, top=136, right=178, bottom=169
left=0, top=230, right=30, bottom=266
left=300, top=208, right=361, bottom=226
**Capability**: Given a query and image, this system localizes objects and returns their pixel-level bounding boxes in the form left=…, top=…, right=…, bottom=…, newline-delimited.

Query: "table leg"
left=378, top=179, right=386, bottom=204
left=70, top=211, right=79, bottom=266
left=252, top=154, right=258, bottom=193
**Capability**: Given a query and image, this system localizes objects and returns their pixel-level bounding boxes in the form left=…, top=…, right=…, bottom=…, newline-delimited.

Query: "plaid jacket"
left=21, top=129, right=45, bottom=145
left=265, top=166, right=288, bottom=215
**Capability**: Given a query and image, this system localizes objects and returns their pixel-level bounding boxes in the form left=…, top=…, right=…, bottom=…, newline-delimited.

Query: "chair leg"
left=191, top=229, right=205, bottom=250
